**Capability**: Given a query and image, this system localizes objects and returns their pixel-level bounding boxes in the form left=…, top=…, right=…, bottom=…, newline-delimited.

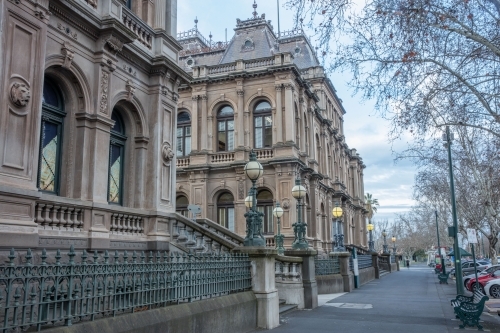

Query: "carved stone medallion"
left=162, top=142, right=174, bottom=163
left=10, top=82, right=30, bottom=107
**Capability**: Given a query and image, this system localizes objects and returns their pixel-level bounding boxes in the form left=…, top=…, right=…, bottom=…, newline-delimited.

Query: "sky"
left=177, top=0, right=416, bottom=223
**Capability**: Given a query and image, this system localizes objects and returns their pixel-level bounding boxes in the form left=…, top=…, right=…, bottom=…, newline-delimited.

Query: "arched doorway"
left=217, top=192, right=235, bottom=231
left=176, top=195, right=189, bottom=217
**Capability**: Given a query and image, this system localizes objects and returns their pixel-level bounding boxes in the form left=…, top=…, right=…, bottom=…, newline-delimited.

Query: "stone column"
left=165, top=0, right=177, bottom=36
left=154, top=0, right=167, bottom=30
left=191, top=95, right=199, bottom=152
left=335, top=252, right=353, bottom=292
left=232, top=247, right=279, bottom=330
left=284, top=84, right=295, bottom=143
left=308, top=107, right=315, bottom=161
left=200, top=95, right=208, bottom=151
left=382, top=253, right=392, bottom=273
left=237, top=89, right=244, bottom=147
left=372, top=253, right=380, bottom=279
left=285, top=248, right=318, bottom=309
left=275, top=85, right=283, bottom=144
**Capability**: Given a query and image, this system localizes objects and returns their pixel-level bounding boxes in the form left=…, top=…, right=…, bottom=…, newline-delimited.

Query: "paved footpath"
left=255, top=263, right=500, bottom=332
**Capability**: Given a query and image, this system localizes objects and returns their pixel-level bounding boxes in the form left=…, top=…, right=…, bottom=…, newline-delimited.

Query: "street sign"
left=467, top=228, right=478, bottom=244
left=440, top=248, right=446, bottom=256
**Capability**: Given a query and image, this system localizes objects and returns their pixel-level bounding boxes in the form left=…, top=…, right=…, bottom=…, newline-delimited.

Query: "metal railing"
left=357, top=255, right=373, bottom=270
left=314, top=256, right=340, bottom=276
left=0, top=247, right=251, bottom=332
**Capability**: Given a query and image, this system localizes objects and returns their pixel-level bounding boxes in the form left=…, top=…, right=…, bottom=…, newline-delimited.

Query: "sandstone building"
left=175, top=5, right=368, bottom=252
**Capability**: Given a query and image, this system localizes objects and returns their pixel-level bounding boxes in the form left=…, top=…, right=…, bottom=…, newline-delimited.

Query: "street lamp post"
left=382, top=230, right=388, bottom=254
left=291, top=177, right=308, bottom=249
left=391, top=236, right=397, bottom=255
left=243, top=150, right=265, bottom=246
left=443, top=126, right=463, bottom=294
left=273, top=202, right=285, bottom=256
left=332, top=202, right=344, bottom=252
left=367, top=220, right=374, bottom=252
left=435, top=211, right=446, bottom=275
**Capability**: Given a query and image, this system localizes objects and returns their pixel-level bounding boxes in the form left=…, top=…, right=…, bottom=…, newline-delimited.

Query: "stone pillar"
left=308, top=107, right=315, bottom=161
left=285, top=249, right=318, bottom=309
left=232, top=247, right=279, bottom=330
left=372, top=253, right=380, bottom=279
left=200, top=95, right=208, bottom=151
left=237, top=89, right=244, bottom=147
left=154, top=0, right=167, bottom=30
left=275, top=85, right=283, bottom=144
left=284, top=84, right=295, bottom=143
left=382, top=253, right=392, bottom=273
left=165, top=0, right=177, bottom=37
left=396, top=256, right=400, bottom=271
left=334, top=252, right=353, bottom=292
left=191, top=95, right=199, bottom=151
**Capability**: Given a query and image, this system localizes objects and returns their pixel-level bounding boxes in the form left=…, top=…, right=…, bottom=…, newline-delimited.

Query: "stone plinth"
left=285, top=248, right=318, bottom=309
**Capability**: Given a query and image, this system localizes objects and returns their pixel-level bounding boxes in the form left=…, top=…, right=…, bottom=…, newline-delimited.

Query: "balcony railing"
left=255, top=148, right=273, bottom=160
left=35, top=202, right=84, bottom=231
left=122, top=7, right=153, bottom=49
left=207, top=63, right=237, bottom=75
left=211, top=152, right=235, bottom=163
left=176, top=157, right=190, bottom=168
left=245, top=58, right=275, bottom=69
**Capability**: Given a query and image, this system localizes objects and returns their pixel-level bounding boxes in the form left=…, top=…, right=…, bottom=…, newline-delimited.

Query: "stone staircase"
left=380, top=268, right=390, bottom=277
left=279, top=299, right=298, bottom=315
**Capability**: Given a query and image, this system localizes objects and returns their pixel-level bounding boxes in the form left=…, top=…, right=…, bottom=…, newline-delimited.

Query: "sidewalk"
left=255, top=264, right=500, bottom=332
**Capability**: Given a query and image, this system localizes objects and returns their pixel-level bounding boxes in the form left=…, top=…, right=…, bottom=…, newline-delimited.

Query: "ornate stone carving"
left=125, top=79, right=135, bottom=102
left=238, top=180, right=245, bottom=200
left=281, top=198, right=291, bottom=210
left=122, top=64, right=137, bottom=76
left=275, top=85, right=282, bottom=92
left=105, top=35, right=124, bottom=54
left=10, top=82, right=30, bottom=107
left=57, top=23, right=77, bottom=39
left=237, top=89, right=244, bottom=96
left=99, top=71, right=109, bottom=113
left=86, top=0, right=97, bottom=9
left=162, top=142, right=174, bottom=163
left=61, top=42, right=75, bottom=69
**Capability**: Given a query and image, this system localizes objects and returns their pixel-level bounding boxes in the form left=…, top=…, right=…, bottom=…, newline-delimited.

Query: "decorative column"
left=284, top=84, right=295, bottom=143
left=275, top=85, right=283, bottom=144
left=200, top=95, right=208, bottom=151
left=237, top=89, right=245, bottom=147
left=308, top=107, right=315, bottom=161
left=191, top=95, right=199, bottom=152
left=154, top=0, right=167, bottom=30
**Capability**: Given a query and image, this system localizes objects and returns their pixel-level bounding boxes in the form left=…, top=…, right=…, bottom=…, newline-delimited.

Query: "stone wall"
left=316, top=274, right=345, bottom=294
left=43, top=291, right=257, bottom=333
left=358, top=267, right=375, bottom=286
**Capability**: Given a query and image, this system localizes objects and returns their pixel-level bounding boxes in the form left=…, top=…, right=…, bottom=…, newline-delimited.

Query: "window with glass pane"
left=38, top=80, right=65, bottom=194
left=217, top=192, right=235, bottom=231
left=126, top=0, right=132, bottom=9
left=176, top=195, right=189, bottom=217
left=257, top=190, right=274, bottom=234
left=217, top=106, right=234, bottom=151
left=177, top=112, right=191, bottom=156
left=108, top=111, right=126, bottom=205
left=254, top=101, right=272, bottom=148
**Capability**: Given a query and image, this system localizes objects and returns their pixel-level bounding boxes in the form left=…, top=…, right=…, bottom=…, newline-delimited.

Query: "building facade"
left=0, top=0, right=187, bottom=251
left=175, top=6, right=368, bottom=252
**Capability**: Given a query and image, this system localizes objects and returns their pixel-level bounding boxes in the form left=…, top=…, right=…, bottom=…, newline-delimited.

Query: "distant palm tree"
left=365, top=193, right=379, bottom=220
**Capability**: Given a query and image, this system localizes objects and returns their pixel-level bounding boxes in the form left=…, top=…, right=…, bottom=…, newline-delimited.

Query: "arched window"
left=217, top=192, right=234, bottom=231
left=256, top=189, right=274, bottom=234
left=108, top=110, right=126, bottom=205
left=254, top=101, right=272, bottom=148
left=176, top=195, right=189, bottom=217
left=177, top=111, right=191, bottom=157
left=37, top=79, right=65, bottom=194
left=217, top=105, right=234, bottom=151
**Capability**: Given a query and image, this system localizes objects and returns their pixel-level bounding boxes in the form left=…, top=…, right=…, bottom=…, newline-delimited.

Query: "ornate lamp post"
left=273, top=202, right=285, bottom=255
left=243, top=150, right=265, bottom=246
left=391, top=236, right=397, bottom=255
left=332, top=202, right=344, bottom=252
left=367, top=221, right=374, bottom=252
left=291, top=177, right=308, bottom=249
left=382, top=229, right=388, bottom=254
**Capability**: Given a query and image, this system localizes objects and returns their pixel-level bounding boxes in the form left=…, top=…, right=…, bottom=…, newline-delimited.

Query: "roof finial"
left=252, top=0, right=258, bottom=18
left=194, top=17, right=198, bottom=29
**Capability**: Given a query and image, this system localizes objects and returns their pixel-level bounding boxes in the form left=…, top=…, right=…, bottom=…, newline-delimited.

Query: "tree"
left=365, top=193, right=380, bottom=220
left=286, top=0, right=500, bottom=140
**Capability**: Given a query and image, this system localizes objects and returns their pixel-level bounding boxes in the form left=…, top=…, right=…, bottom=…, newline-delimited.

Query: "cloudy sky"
left=177, top=0, right=416, bottom=223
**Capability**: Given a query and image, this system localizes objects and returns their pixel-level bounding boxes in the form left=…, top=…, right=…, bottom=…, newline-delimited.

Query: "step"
left=279, top=304, right=298, bottom=315
left=380, top=270, right=389, bottom=277
left=279, top=299, right=286, bottom=306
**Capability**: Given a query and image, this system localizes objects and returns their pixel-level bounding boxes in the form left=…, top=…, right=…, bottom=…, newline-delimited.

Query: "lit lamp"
left=332, top=202, right=345, bottom=252
left=243, top=150, right=265, bottom=246
left=291, top=177, right=308, bottom=249
left=273, top=202, right=285, bottom=255
left=367, top=221, right=374, bottom=252
left=382, top=229, right=388, bottom=254
left=391, top=235, right=397, bottom=255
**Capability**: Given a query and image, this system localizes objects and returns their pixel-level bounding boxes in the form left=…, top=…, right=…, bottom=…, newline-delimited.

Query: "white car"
left=464, top=265, right=500, bottom=289
left=485, top=277, right=500, bottom=298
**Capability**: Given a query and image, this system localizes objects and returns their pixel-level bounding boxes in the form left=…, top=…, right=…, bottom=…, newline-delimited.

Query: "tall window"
left=257, top=189, right=274, bottom=234
left=176, top=195, right=189, bottom=217
left=217, top=192, right=235, bottom=231
left=254, top=101, right=272, bottom=148
left=126, top=0, right=132, bottom=9
left=217, top=105, right=235, bottom=151
left=108, top=111, right=126, bottom=205
left=176, top=112, right=191, bottom=157
left=38, top=79, right=65, bottom=194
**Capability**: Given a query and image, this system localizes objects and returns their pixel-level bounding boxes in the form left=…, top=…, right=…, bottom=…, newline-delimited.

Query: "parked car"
left=466, top=266, right=500, bottom=293
left=449, top=260, right=491, bottom=277
left=484, top=278, right=500, bottom=298
left=463, top=265, right=500, bottom=289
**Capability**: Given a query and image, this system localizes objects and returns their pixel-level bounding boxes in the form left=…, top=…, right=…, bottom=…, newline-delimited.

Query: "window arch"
left=256, top=189, right=274, bottom=234
left=217, top=192, right=235, bottom=231
left=217, top=105, right=234, bottom=151
left=38, top=79, right=66, bottom=194
left=254, top=101, right=272, bottom=148
left=108, top=110, right=127, bottom=205
left=176, top=195, right=189, bottom=217
left=177, top=111, right=191, bottom=157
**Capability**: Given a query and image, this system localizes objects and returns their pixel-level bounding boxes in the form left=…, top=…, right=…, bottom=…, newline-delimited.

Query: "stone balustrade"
left=255, top=148, right=273, bottom=160
left=210, top=152, right=235, bottom=163
left=207, top=63, right=236, bottom=75
left=176, top=157, right=190, bottom=168
left=35, top=202, right=84, bottom=231
left=122, top=7, right=153, bottom=49
left=110, top=213, right=145, bottom=235
left=245, top=57, right=275, bottom=69
left=275, top=257, right=302, bottom=282
left=195, top=218, right=245, bottom=246
left=265, top=236, right=275, bottom=248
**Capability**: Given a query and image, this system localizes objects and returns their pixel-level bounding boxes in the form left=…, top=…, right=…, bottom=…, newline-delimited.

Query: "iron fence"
left=314, top=256, right=340, bottom=276
left=357, top=255, right=373, bottom=270
left=0, top=247, right=251, bottom=332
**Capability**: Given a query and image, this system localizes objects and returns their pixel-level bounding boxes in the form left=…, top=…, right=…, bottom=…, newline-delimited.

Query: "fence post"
left=333, top=252, right=353, bottom=292
left=382, top=253, right=392, bottom=273
left=232, top=246, right=279, bottom=330
left=396, top=256, right=400, bottom=271
left=285, top=248, right=318, bottom=309
left=372, top=253, right=380, bottom=279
